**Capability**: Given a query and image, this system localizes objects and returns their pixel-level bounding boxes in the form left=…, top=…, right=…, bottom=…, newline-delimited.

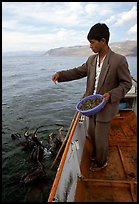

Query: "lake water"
left=2, top=54, right=137, bottom=202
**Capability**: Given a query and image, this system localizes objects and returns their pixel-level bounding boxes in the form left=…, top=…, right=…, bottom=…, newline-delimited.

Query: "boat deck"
left=74, top=111, right=137, bottom=202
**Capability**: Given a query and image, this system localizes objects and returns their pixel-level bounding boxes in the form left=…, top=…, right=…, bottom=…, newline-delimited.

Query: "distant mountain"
left=44, top=40, right=137, bottom=57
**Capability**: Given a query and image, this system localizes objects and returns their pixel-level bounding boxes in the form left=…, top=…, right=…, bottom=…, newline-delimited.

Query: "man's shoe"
left=89, top=161, right=107, bottom=172
left=90, top=152, right=96, bottom=161
left=90, top=155, right=96, bottom=161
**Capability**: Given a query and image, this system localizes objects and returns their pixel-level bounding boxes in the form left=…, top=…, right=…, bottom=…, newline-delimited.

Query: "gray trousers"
left=88, top=116, right=111, bottom=165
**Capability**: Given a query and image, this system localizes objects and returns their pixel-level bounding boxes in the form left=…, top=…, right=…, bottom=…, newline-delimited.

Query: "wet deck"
left=74, top=111, right=137, bottom=202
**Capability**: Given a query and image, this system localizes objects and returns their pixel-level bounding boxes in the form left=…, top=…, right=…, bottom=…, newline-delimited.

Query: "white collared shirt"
left=94, top=55, right=106, bottom=93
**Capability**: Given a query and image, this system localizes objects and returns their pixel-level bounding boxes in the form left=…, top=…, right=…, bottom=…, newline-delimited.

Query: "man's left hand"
left=102, top=92, right=111, bottom=107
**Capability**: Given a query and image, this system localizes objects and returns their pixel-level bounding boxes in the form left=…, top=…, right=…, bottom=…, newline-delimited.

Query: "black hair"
left=87, top=23, right=110, bottom=44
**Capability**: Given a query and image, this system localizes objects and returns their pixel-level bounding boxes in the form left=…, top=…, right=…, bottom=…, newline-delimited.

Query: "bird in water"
left=11, top=127, right=65, bottom=184
left=11, top=128, right=47, bottom=184
left=20, top=161, right=46, bottom=184
left=29, top=128, right=45, bottom=163
left=49, top=127, right=64, bottom=154
left=11, top=128, right=35, bottom=149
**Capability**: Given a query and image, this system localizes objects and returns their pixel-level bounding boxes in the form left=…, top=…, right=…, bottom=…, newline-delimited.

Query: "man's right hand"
left=51, top=72, right=60, bottom=83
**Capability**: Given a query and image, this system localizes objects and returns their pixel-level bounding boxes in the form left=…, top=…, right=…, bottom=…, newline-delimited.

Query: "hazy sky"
left=2, top=2, right=137, bottom=52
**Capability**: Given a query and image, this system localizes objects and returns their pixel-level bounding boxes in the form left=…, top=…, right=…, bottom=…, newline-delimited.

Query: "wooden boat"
left=48, top=78, right=137, bottom=202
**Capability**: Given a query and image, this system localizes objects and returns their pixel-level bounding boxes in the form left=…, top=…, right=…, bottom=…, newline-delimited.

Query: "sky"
left=2, top=2, right=137, bottom=53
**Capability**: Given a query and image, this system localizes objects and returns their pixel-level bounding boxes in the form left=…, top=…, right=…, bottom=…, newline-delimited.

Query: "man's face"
left=89, top=39, right=104, bottom=53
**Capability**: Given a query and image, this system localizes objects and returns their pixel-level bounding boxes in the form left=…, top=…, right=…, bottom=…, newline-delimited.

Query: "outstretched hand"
left=51, top=72, right=60, bottom=84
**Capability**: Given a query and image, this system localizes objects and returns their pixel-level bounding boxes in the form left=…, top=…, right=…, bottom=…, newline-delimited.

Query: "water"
left=2, top=54, right=137, bottom=202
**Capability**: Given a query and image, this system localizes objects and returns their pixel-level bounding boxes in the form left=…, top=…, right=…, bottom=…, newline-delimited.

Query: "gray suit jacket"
left=58, top=48, right=132, bottom=122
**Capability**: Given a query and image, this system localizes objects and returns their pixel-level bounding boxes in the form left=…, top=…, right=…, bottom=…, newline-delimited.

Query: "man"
left=51, top=23, right=132, bottom=171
